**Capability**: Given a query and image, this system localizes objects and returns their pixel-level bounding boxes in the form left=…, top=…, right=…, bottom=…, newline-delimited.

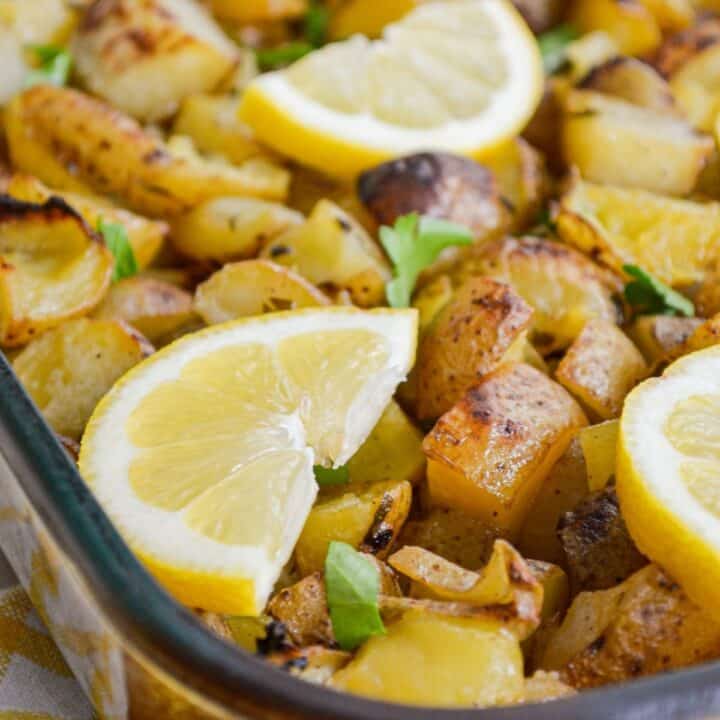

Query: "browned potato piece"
left=73, top=0, right=239, bottom=122
left=196, top=611, right=233, bottom=642
left=357, top=152, right=510, bottom=241
left=518, top=437, right=588, bottom=566
left=13, top=318, right=152, bottom=439
left=0, top=196, right=113, bottom=347
left=194, top=260, right=330, bottom=325
left=520, top=672, right=576, bottom=704
left=558, top=486, right=647, bottom=594
left=267, top=646, right=351, bottom=685
left=628, top=314, right=702, bottom=365
left=653, top=15, right=720, bottom=78
left=579, top=420, right=619, bottom=492
left=416, top=277, right=533, bottom=420
left=664, top=311, right=720, bottom=361
left=555, top=319, right=647, bottom=420
left=511, top=0, right=564, bottom=33
left=642, top=0, right=694, bottom=31
left=92, top=277, right=195, bottom=344
left=4, top=86, right=289, bottom=218
left=578, top=57, right=679, bottom=115
left=523, top=81, right=565, bottom=173
left=424, top=363, right=587, bottom=536
left=694, top=267, right=720, bottom=317
left=541, top=564, right=720, bottom=687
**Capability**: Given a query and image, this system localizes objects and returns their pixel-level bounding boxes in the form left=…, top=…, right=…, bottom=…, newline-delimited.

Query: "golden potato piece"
left=195, top=260, right=330, bottom=325
left=541, top=564, right=720, bottom=687
left=663, top=311, right=720, bottom=362
left=424, top=363, right=587, bottom=535
left=73, top=0, right=239, bottom=122
left=565, top=31, right=621, bottom=84
left=13, top=317, right=152, bottom=439
left=579, top=420, right=620, bottom=492
left=206, top=0, right=306, bottom=23
left=4, top=86, right=289, bottom=218
left=331, top=611, right=525, bottom=707
left=0, top=29, right=28, bottom=105
left=4, top=173, right=166, bottom=270
left=653, top=15, right=720, bottom=77
left=562, top=90, right=713, bottom=197
left=416, top=277, right=533, bottom=420
left=329, top=0, right=419, bottom=39
left=641, top=0, right=694, bottom=30
left=261, top=199, right=391, bottom=308
left=558, top=177, right=720, bottom=286
left=0, top=196, right=113, bottom=347
left=92, top=276, right=195, bottom=344
left=628, top=314, right=703, bottom=365
left=171, top=197, right=302, bottom=263
left=3, top=0, right=75, bottom=45
left=555, top=319, right=647, bottom=420
left=520, top=672, right=576, bottom=704
left=452, top=236, right=622, bottom=354
left=266, top=646, right=351, bottom=685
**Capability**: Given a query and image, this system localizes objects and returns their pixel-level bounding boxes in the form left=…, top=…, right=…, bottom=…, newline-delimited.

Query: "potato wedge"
left=562, top=90, right=713, bottom=196
left=4, top=86, right=289, bottom=217
left=73, top=0, right=239, bottom=122
left=579, top=420, right=619, bottom=492
left=451, top=236, right=622, bottom=354
left=555, top=319, right=647, bottom=420
left=171, top=197, right=302, bottom=263
left=424, top=363, right=587, bottom=535
left=261, top=199, right=391, bottom=307
left=558, top=486, right=646, bottom=594
left=416, top=277, right=533, bottom=420
left=13, top=317, right=152, bottom=439
left=0, top=196, right=113, bottom=347
left=541, top=564, right=720, bottom=687
left=628, top=314, right=703, bottom=365
left=558, top=177, right=720, bottom=287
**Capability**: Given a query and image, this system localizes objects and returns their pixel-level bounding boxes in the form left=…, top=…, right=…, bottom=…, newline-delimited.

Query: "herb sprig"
left=537, top=24, right=579, bottom=75
left=314, top=465, right=350, bottom=487
left=623, top=264, right=694, bottom=317
left=98, top=219, right=138, bottom=283
left=25, top=45, right=72, bottom=88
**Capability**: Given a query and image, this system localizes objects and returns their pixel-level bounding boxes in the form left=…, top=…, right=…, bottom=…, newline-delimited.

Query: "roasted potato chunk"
left=520, top=672, right=576, bottom=704
left=628, top=314, right=703, bottom=365
left=562, top=90, right=713, bottom=196
left=73, top=0, right=239, bottom=122
left=0, top=28, right=28, bottom=105
left=13, top=317, right=152, bottom=439
left=171, top=197, right=302, bottom=262
left=541, top=564, right=720, bottom=687
left=261, top=199, right=391, bottom=307
left=3, top=0, right=75, bottom=45
left=0, top=196, right=113, bottom=347
left=416, top=277, right=533, bottom=420
left=642, top=0, right=694, bottom=30
left=424, top=363, right=587, bottom=535
left=579, top=420, right=619, bottom=492
left=664, top=311, right=720, bottom=361
left=266, top=646, right=351, bottom=685
left=558, top=486, right=646, bottom=594
left=206, top=0, right=306, bottom=23
left=357, top=152, right=510, bottom=241
left=555, top=319, right=647, bottom=420
left=4, top=86, right=289, bottom=217
left=653, top=15, right=720, bottom=78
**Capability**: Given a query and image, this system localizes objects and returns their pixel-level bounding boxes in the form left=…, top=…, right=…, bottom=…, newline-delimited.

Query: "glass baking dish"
left=1, top=352, right=720, bottom=720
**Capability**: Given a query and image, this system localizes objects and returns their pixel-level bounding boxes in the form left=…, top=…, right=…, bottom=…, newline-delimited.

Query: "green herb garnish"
left=255, top=41, right=314, bottom=71
left=380, top=213, right=473, bottom=308
left=538, top=24, right=579, bottom=75
left=314, top=465, right=350, bottom=487
left=325, top=541, right=385, bottom=650
left=24, top=45, right=73, bottom=88
left=98, top=219, right=137, bottom=282
left=304, top=1, right=329, bottom=48
left=623, top=264, right=694, bottom=317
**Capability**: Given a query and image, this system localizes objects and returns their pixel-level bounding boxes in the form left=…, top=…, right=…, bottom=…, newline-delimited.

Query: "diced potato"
left=523, top=81, right=565, bottom=172
left=451, top=236, right=622, bottom=354
left=670, top=41, right=720, bottom=132
left=261, top=200, right=391, bottom=307
left=331, top=611, right=525, bottom=707
left=565, top=32, right=621, bottom=83
left=641, top=0, right=695, bottom=31
left=416, top=277, right=533, bottom=420
left=569, top=0, right=662, bottom=57
left=329, top=0, right=419, bottom=39
left=518, top=437, right=588, bottom=566
left=266, top=646, right=351, bottom=684
left=413, top=274, right=453, bottom=334
left=557, top=486, right=646, bottom=594
left=664, top=311, right=720, bottom=361
left=173, top=94, right=262, bottom=165
left=424, top=363, right=587, bottom=535
left=0, top=196, right=113, bottom=347
left=194, top=260, right=330, bottom=325
left=558, top=177, right=720, bottom=287
left=562, top=90, right=713, bottom=197
left=4, top=173, right=166, bottom=270
left=92, top=277, right=195, bottom=344
left=73, top=0, right=239, bottom=122
left=295, top=480, right=412, bottom=576
left=555, top=319, right=647, bottom=420
left=3, top=0, right=74, bottom=45
left=171, top=197, right=302, bottom=262
left=0, top=29, right=27, bottom=105
left=653, top=15, right=720, bottom=77
left=520, top=671, right=576, bottom=704
left=206, top=0, right=306, bottom=23
left=13, top=317, right=152, bottom=439
left=628, top=315, right=703, bottom=365
left=579, top=420, right=619, bottom=492
left=4, top=86, right=289, bottom=218
left=541, top=564, right=720, bottom=687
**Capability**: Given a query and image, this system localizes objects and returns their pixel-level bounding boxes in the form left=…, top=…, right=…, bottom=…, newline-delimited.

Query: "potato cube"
left=206, top=0, right=306, bottom=23
left=628, top=315, right=703, bottom=366
left=579, top=421, right=619, bottom=492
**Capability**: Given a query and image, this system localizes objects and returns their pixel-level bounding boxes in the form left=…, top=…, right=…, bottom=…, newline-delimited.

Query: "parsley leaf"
left=98, top=219, right=138, bottom=282
left=623, top=264, right=694, bottom=317
left=25, top=45, right=72, bottom=88
left=380, top=214, right=473, bottom=308
left=314, top=465, right=349, bottom=487
left=538, top=24, right=579, bottom=75
left=255, top=42, right=314, bottom=71
left=304, top=2, right=329, bottom=48
left=325, top=541, right=385, bottom=650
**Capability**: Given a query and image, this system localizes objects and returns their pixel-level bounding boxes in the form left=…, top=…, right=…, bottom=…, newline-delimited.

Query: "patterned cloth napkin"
left=0, top=550, right=94, bottom=720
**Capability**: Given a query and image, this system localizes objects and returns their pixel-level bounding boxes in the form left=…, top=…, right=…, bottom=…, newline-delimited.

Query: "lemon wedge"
left=239, top=0, right=543, bottom=178
left=79, top=308, right=417, bottom=614
left=618, top=345, right=720, bottom=622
